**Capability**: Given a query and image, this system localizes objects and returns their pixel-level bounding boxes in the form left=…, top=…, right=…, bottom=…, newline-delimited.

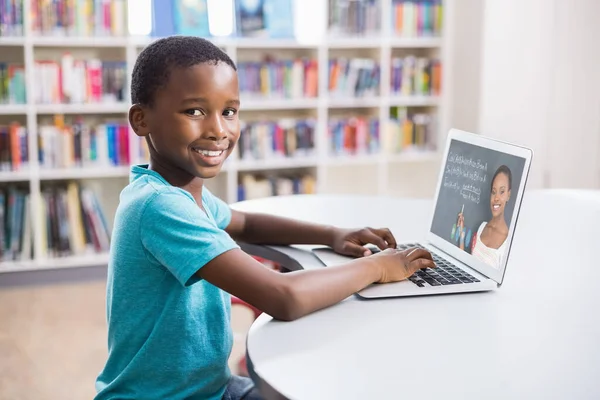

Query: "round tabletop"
left=232, top=190, right=600, bottom=400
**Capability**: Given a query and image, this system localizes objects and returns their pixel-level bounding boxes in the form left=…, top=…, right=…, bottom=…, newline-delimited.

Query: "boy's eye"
left=185, top=109, right=204, bottom=116
left=223, top=108, right=237, bottom=117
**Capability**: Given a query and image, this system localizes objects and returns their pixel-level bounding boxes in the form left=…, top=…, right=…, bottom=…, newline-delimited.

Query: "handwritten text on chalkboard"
left=443, top=152, right=488, bottom=204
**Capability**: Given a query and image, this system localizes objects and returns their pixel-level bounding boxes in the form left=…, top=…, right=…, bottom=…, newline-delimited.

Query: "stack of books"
left=238, top=173, right=316, bottom=201
left=0, top=0, right=24, bottom=36
left=329, top=116, right=380, bottom=156
left=30, top=0, right=126, bottom=36
left=238, top=58, right=318, bottom=99
left=238, top=119, right=316, bottom=161
left=0, top=122, right=28, bottom=171
left=383, top=106, right=437, bottom=153
left=34, top=56, right=127, bottom=104
left=0, top=63, right=26, bottom=104
left=390, top=56, right=442, bottom=96
left=329, top=58, right=380, bottom=98
left=391, top=0, right=444, bottom=37
left=38, top=116, right=130, bottom=169
left=39, top=181, right=110, bottom=258
left=328, top=0, right=380, bottom=37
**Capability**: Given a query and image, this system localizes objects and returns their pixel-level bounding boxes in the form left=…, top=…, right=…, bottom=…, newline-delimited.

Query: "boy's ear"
left=129, top=104, right=150, bottom=137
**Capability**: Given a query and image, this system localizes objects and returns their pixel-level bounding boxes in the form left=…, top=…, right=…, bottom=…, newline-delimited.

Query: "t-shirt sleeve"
left=203, top=189, right=233, bottom=230
left=140, top=192, right=239, bottom=287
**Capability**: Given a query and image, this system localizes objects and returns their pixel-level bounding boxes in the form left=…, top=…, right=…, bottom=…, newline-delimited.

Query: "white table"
left=231, top=190, right=600, bottom=400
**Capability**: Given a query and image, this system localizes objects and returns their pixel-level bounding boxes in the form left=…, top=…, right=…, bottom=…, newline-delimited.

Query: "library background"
left=2, top=0, right=600, bottom=398
left=0, top=0, right=448, bottom=274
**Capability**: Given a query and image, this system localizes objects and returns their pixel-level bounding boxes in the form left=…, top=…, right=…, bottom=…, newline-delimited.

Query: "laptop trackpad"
left=312, top=247, right=355, bottom=267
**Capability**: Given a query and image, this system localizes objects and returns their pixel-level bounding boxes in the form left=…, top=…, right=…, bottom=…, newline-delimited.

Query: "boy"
left=95, top=36, right=434, bottom=400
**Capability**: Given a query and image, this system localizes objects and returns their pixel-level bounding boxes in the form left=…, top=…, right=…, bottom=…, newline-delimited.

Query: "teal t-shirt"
left=95, top=165, right=239, bottom=400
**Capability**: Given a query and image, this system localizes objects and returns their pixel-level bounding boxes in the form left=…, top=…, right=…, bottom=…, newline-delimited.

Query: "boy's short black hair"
left=131, top=35, right=237, bottom=106
left=491, top=165, right=512, bottom=191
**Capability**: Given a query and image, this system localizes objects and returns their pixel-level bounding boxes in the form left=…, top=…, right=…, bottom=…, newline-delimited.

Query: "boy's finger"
left=373, top=228, right=397, bottom=248
left=343, top=243, right=372, bottom=258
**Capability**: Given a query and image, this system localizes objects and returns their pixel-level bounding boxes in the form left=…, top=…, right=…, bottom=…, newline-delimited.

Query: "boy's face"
left=134, top=62, right=240, bottom=180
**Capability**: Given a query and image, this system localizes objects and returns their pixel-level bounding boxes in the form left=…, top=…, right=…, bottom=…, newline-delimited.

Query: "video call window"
left=430, top=139, right=526, bottom=270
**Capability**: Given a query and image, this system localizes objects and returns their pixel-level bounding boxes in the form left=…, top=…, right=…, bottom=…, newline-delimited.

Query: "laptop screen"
left=429, top=138, right=527, bottom=272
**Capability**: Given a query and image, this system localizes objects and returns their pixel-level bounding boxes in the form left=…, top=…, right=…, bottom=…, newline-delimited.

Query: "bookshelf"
left=0, top=0, right=451, bottom=273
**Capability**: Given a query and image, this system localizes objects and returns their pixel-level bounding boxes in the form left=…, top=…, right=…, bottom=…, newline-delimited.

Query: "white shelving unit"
left=0, top=0, right=451, bottom=273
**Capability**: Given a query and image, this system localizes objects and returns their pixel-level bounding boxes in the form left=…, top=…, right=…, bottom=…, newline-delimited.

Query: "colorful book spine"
left=329, top=58, right=380, bottom=98
left=392, top=0, right=443, bottom=37
left=38, top=116, right=130, bottom=168
left=328, top=0, right=380, bottom=37
left=34, top=56, right=126, bottom=104
left=0, top=0, right=24, bottom=36
left=30, top=0, right=126, bottom=36
left=329, top=116, right=380, bottom=156
left=237, top=58, right=318, bottom=99
left=0, top=122, right=28, bottom=171
left=0, top=186, right=31, bottom=261
left=237, top=173, right=316, bottom=201
left=0, top=63, right=26, bottom=104
left=38, top=181, right=110, bottom=259
left=237, top=119, right=315, bottom=161
left=390, top=56, right=442, bottom=96
left=383, top=106, right=437, bottom=153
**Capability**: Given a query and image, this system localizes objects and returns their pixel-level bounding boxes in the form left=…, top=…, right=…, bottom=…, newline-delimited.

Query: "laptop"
left=312, top=129, right=533, bottom=299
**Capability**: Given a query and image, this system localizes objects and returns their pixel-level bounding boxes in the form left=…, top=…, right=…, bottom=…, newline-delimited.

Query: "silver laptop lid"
left=425, top=129, right=533, bottom=285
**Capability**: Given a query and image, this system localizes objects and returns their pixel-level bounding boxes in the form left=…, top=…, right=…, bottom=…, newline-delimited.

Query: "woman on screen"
left=470, top=165, right=512, bottom=269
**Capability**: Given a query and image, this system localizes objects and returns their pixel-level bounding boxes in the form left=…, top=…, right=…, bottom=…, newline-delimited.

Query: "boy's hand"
left=330, top=227, right=397, bottom=257
left=373, top=247, right=435, bottom=283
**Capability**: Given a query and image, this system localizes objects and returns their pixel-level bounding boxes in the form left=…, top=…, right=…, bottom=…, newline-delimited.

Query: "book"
left=173, top=0, right=210, bottom=37
left=39, top=182, right=110, bottom=258
left=38, top=117, right=130, bottom=168
left=383, top=106, right=437, bottom=153
left=329, top=116, right=380, bottom=156
left=238, top=118, right=316, bottom=161
left=235, top=0, right=267, bottom=37
left=329, top=57, right=380, bottom=98
left=238, top=57, right=318, bottom=99
left=34, top=56, right=126, bottom=104
left=238, top=173, right=316, bottom=201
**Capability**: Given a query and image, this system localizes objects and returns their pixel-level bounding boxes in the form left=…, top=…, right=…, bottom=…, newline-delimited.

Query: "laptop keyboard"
left=368, top=243, right=480, bottom=287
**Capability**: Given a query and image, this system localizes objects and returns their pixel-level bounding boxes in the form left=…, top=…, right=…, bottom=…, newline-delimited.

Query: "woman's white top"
left=471, top=221, right=508, bottom=269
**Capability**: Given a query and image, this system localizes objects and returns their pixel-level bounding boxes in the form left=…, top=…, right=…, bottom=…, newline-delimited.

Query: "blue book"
left=264, top=0, right=294, bottom=38
left=151, top=0, right=176, bottom=37
left=173, top=0, right=210, bottom=37
left=236, top=0, right=266, bottom=37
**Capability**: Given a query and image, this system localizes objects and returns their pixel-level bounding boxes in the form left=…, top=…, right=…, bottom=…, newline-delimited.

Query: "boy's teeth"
left=194, top=148, right=223, bottom=156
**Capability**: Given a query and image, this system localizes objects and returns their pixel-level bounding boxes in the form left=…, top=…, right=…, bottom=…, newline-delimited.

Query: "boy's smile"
left=130, top=62, right=240, bottom=185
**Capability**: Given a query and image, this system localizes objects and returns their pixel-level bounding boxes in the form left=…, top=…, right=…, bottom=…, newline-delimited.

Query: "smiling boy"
left=94, top=36, right=434, bottom=400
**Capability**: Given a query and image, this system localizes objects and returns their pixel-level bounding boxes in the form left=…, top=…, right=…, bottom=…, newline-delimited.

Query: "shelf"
left=35, top=102, right=129, bottom=114
left=39, top=166, right=130, bottom=180
left=327, top=36, right=383, bottom=49
left=385, top=151, right=440, bottom=163
left=131, top=35, right=232, bottom=48
left=0, top=170, right=30, bottom=182
left=30, top=36, right=129, bottom=47
left=234, top=38, right=318, bottom=49
left=326, top=154, right=381, bottom=166
left=0, top=36, right=26, bottom=46
left=0, top=253, right=109, bottom=273
left=241, top=97, right=319, bottom=111
left=328, top=97, right=381, bottom=108
left=389, top=37, right=443, bottom=48
left=237, top=157, right=318, bottom=171
left=0, top=104, right=28, bottom=115
left=388, top=95, right=440, bottom=107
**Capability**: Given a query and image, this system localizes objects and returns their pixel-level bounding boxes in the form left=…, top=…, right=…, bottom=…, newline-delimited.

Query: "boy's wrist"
left=323, top=225, right=340, bottom=248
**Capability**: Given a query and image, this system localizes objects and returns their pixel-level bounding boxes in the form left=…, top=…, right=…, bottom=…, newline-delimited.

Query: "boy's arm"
left=198, top=246, right=433, bottom=321
left=226, top=209, right=396, bottom=256
left=225, top=209, right=336, bottom=246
